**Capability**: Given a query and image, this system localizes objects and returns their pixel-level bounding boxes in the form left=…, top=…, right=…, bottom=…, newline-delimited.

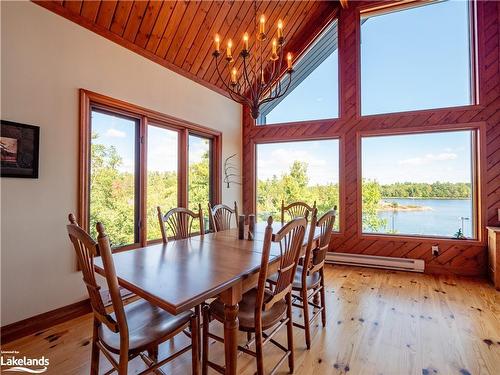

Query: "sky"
left=91, top=111, right=208, bottom=174
left=92, top=0, right=472, bottom=187
left=362, top=130, right=473, bottom=184
left=257, top=140, right=340, bottom=186
left=259, top=0, right=472, bottom=185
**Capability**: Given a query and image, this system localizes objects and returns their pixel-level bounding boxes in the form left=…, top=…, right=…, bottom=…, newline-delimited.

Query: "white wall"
left=0, top=1, right=242, bottom=326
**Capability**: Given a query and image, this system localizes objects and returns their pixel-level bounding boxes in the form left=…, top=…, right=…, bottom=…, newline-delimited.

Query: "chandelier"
left=212, top=2, right=294, bottom=120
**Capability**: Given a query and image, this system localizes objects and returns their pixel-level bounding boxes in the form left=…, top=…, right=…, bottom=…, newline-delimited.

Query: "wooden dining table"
left=94, top=221, right=320, bottom=375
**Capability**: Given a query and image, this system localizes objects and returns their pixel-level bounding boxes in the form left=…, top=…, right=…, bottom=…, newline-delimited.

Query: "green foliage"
left=90, top=135, right=472, bottom=244
left=147, top=171, right=177, bottom=240
left=257, top=161, right=340, bottom=229
left=90, top=135, right=210, bottom=246
left=89, top=134, right=135, bottom=247
left=188, top=151, right=210, bottom=211
left=380, top=181, right=471, bottom=199
left=361, top=179, right=387, bottom=232
left=188, top=151, right=210, bottom=232
left=454, top=228, right=466, bottom=239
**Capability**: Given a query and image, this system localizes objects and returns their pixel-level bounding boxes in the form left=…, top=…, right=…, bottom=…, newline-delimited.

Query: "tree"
left=361, top=179, right=386, bottom=231
left=89, top=134, right=135, bottom=246
left=188, top=151, right=210, bottom=232
left=257, top=161, right=340, bottom=230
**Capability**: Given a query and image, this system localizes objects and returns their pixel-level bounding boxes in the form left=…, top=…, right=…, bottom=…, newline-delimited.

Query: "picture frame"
left=1, top=120, right=40, bottom=178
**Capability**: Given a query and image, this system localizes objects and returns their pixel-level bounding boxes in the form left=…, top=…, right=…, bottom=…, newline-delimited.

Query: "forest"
left=380, top=182, right=471, bottom=199
left=90, top=136, right=471, bottom=247
left=89, top=135, right=209, bottom=246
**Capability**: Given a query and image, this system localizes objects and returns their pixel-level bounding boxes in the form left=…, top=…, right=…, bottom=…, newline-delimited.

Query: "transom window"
left=257, top=20, right=339, bottom=125
left=361, top=0, right=473, bottom=115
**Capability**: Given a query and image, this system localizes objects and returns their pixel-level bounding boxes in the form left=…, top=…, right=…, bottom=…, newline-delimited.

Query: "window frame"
left=257, top=18, right=340, bottom=126
left=89, top=107, right=142, bottom=247
left=79, top=89, right=222, bottom=251
left=358, top=0, right=479, bottom=118
left=356, top=121, right=486, bottom=244
left=253, top=136, right=345, bottom=234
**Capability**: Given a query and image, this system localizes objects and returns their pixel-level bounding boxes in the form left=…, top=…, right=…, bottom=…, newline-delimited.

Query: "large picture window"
left=361, top=0, right=473, bottom=115
left=256, top=139, right=340, bottom=230
left=361, top=129, right=477, bottom=239
left=83, top=91, right=220, bottom=249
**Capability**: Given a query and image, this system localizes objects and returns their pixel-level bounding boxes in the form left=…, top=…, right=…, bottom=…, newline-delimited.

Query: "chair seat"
left=99, top=299, right=193, bottom=354
left=209, top=288, right=287, bottom=332
left=268, top=265, right=321, bottom=290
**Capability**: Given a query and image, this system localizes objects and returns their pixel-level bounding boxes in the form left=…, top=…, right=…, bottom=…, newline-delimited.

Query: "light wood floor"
left=2, top=265, right=499, bottom=375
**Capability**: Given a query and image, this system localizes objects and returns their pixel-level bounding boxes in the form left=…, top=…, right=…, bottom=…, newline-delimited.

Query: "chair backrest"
left=302, top=207, right=336, bottom=279
left=255, top=216, right=306, bottom=317
left=281, top=200, right=316, bottom=224
left=66, top=214, right=127, bottom=339
left=208, top=201, right=239, bottom=232
left=157, top=204, right=204, bottom=243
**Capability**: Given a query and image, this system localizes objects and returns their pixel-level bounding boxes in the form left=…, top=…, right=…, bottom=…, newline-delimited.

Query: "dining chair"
left=202, top=216, right=307, bottom=375
left=157, top=204, right=204, bottom=243
left=208, top=202, right=239, bottom=232
left=66, top=214, right=200, bottom=375
left=271, top=208, right=336, bottom=349
left=281, top=200, right=316, bottom=224
left=157, top=204, right=205, bottom=355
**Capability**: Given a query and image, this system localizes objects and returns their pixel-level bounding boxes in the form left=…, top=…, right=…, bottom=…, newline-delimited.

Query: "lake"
left=366, top=198, right=473, bottom=238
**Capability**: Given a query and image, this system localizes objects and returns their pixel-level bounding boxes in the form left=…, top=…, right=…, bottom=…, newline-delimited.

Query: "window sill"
left=360, top=233, right=484, bottom=246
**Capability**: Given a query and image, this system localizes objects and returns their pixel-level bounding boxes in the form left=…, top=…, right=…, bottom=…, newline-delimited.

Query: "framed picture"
left=1, top=120, right=40, bottom=178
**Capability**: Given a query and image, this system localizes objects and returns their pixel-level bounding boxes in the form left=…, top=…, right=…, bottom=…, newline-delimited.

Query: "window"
left=361, top=130, right=476, bottom=239
left=256, top=139, right=340, bottom=230
left=361, top=0, right=473, bottom=115
left=188, top=135, right=212, bottom=210
left=257, top=20, right=339, bottom=125
left=90, top=110, right=139, bottom=247
left=146, top=125, right=179, bottom=241
left=83, top=91, right=220, bottom=249
left=188, top=134, right=212, bottom=232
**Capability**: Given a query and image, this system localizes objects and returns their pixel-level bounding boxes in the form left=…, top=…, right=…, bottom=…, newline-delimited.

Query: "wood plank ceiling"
left=34, top=1, right=340, bottom=97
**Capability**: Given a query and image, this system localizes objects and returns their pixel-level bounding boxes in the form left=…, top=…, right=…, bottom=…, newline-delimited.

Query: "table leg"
left=224, top=303, right=239, bottom=375
left=220, top=283, right=242, bottom=375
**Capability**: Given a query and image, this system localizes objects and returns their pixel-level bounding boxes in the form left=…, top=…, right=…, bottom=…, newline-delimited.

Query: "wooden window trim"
left=79, top=89, right=222, bottom=251
left=356, top=121, right=487, bottom=244
left=357, top=0, right=479, bottom=118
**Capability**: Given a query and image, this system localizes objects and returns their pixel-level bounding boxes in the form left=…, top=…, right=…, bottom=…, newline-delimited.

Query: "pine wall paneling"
left=242, top=1, right=500, bottom=277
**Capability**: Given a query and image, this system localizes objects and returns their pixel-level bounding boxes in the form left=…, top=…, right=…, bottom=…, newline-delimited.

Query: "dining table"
left=94, top=221, right=321, bottom=375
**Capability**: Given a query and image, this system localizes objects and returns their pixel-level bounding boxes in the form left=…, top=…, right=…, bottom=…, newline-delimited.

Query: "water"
left=367, top=198, right=473, bottom=238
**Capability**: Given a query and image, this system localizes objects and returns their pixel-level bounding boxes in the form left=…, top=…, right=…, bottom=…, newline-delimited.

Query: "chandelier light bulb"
left=211, top=5, right=294, bottom=120
left=243, top=33, right=249, bottom=51
left=226, top=39, right=233, bottom=60
left=259, top=14, right=266, bottom=35
left=214, top=34, right=220, bottom=53
left=277, top=19, right=283, bottom=40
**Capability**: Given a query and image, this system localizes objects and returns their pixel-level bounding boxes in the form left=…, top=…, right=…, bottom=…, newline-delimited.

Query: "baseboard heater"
left=325, top=252, right=425, bottom=273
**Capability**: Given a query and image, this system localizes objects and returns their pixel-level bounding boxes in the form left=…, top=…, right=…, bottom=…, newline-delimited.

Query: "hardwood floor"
left=2, top=265, right=499, bottom=375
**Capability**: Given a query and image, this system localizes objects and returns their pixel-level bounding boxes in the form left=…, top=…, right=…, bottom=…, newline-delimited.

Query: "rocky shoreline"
left=377, top=200, right=432, bottom=212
